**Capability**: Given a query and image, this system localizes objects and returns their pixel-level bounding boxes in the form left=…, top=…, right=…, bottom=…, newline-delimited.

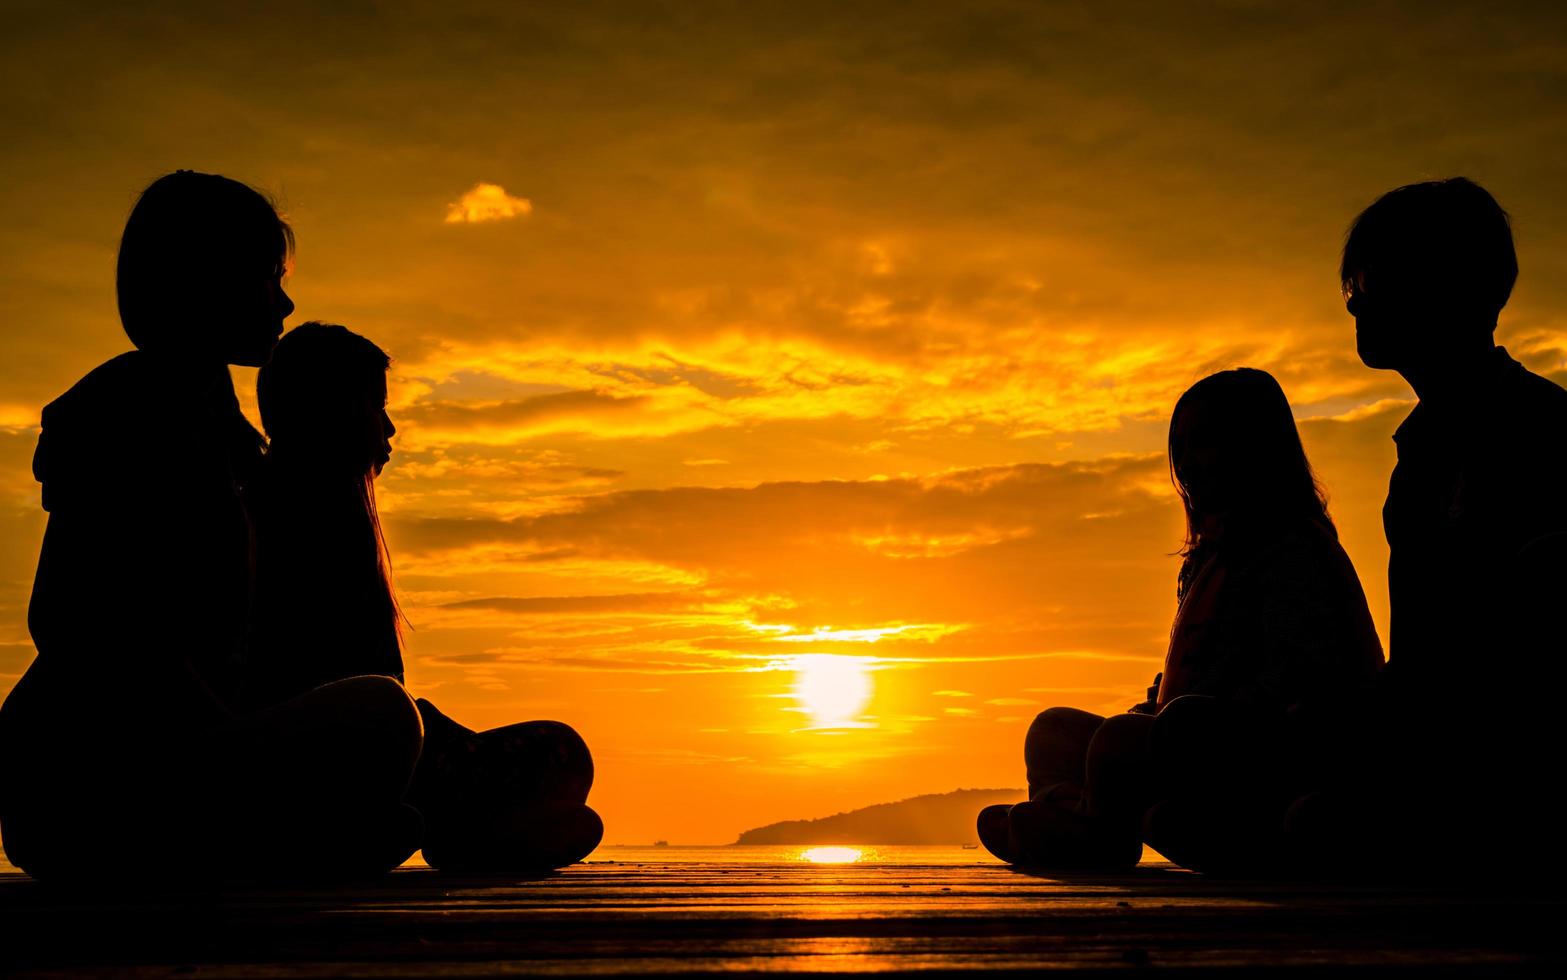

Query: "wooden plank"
left=2, top=862, right=1563, bottom=976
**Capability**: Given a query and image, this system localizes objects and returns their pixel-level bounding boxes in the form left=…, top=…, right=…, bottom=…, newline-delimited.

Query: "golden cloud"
left=444, top=182, right=534, bottom=224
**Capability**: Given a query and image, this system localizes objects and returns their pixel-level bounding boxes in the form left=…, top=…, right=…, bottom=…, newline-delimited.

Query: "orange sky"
left=3, top=2, right=1567, bottom=844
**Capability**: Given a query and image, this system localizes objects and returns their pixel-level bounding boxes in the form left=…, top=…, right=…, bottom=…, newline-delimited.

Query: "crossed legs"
left=978, top=706, right=1153, bottom=869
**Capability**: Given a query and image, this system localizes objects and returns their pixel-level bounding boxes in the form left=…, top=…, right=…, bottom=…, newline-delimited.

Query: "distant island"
left=733, top=788, right=1024, bottom=845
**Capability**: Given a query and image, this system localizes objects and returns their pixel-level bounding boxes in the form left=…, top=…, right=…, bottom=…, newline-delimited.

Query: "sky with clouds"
left=3, top=0, right=1567, bottom=843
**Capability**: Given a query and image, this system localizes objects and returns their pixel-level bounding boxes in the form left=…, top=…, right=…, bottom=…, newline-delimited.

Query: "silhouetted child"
left=247, top=322, right=603, bottom=871
left=979, top=369, right=1383, bottom=870
left=1284, top=178, right=1567, bottom=878
left=0, top=172, right=423, bottom=882
left=246, top=323, right=407, bottom=704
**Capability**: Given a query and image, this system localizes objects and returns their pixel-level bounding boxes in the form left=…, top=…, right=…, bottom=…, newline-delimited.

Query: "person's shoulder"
left=1494, top=346, right=1564, bottom=405
left=1514, top=363, right=1567, bottom=417
left=40, top=351, right=144, bottom=425
left=1501, top=358, right=1567, bottom=456
left=34, top=351, right=234, bottom=509
left=1245, top=521, right=1347, bottom=581
left=38, top=350, right=207, bottom=428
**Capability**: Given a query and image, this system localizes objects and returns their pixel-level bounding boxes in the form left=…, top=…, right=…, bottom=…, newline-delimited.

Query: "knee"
left=1150, top=695, right=1224, bottom=751
left=1154, top=694, right=1221, bottom=723
left=1026, top=706, right=1103, bottom=757
left=1033, top=705, right=1101, bottom=728
left=1028, top=706, right=1102, bottom=741
left=531, top=720, right=594, bottom=785
left=1091, top=712, right=1155, bottom=757
left=491, top=720, right=594, bottom=797
left=332, top=675, right=424, bottom=762
left=1084, top=713, right=1154, bottom=791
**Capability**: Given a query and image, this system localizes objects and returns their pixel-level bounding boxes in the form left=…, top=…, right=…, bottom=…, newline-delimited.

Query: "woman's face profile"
left=221, top=269, right=295, bottom=367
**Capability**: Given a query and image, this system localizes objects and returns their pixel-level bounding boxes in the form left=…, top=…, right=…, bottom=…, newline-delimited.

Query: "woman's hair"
left=255, top=322, right=403, bottom=659
left=116, top=170, right=294, bottom=351
left=1169, top=368, right=1334, bottom=571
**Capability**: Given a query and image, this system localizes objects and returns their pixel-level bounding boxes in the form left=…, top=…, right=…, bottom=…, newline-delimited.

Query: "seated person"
left=246, top=321, right=603, bottom=871
left=1285, top=178, right=1567, bottom=879
left=979, top=368, right=1384, bottom=870
left=0, top=172, right=422, bottom=883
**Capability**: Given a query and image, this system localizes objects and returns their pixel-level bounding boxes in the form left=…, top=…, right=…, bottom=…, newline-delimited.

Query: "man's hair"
left=1341, top=177, right=1517, bottom=326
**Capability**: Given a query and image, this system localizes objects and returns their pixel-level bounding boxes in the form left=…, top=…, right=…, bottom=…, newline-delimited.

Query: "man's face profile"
left=1346, top=267, right=1454, bottom=372
left=1345, top=269, right=1406, bottom=370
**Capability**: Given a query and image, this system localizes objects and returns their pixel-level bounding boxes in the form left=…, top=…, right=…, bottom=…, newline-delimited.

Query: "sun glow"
left=799, top=846, right=864, bottom=864
left=775, top=625, right=914, bottom=643
left=791, top=655, right=873, bottom=727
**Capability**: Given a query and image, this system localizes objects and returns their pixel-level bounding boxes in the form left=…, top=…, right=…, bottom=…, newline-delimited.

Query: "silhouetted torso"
left=4, top=351, right=260, bottom=745
left=1160, top=523, right=1383, bottom=711
left=243, top=465, right=404, bottom=708
left=1383, top=347, right=1567, bottom=710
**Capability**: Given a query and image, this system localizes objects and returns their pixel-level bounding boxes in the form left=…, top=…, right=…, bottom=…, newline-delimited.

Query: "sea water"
left=578, top=844, right=1002, bottom=865
left=394, top=844, right=1007, bottom=868
left=397, top=844, right=1010, bottom=868
left=0, top=843, right=1004, bottom=875
left=0, top=844, right=1180, bottom=875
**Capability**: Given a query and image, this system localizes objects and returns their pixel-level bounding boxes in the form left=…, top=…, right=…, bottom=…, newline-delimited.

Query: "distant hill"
left=734, top=788, right=1025, bottom=845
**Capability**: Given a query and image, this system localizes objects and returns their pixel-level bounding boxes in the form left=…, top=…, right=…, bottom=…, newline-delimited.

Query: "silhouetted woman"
left=247, top=322, right=603, bottom=871
left=0, top=172, right=423, bottom=882
left=978, top=368, right=1383, bottom=870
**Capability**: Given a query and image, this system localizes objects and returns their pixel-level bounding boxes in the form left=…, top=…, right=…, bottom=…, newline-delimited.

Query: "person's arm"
left=1127, top=672, right=1162, bottom=715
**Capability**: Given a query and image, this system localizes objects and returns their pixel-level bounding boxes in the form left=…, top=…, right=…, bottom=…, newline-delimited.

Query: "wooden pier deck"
left=2, top=859, right=1563, bottom=976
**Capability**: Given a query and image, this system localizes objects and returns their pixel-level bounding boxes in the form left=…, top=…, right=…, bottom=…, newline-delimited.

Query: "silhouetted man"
left=1304, top=178, right=1567, bottom=875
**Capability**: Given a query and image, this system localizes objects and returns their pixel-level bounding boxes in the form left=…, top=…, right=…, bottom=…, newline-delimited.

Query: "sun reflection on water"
left=799, top=846, right=866, bottom=864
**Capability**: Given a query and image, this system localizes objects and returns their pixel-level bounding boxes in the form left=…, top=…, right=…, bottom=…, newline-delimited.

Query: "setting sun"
left=799, top=846, right=865, bottom=864
left=791, top=655, right=874, bottom=728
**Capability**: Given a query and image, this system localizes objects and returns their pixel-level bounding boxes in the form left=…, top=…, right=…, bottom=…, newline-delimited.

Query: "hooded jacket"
left=17, top=350, right=263, bottom=736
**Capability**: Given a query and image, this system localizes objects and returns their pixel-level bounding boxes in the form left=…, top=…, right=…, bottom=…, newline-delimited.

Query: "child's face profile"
left=1172, top=403, right=1230, bottom=522
left=368, top=371, right=394, bottom=477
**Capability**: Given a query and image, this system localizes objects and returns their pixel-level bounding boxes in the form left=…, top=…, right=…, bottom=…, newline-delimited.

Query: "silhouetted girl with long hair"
left=979, top=368, right=1382, bottom=871
left=0, top=172, right=423, bottom=882
left=247, top=323, right=405, bottom=705
left=248, top=322, right=603, bottom=871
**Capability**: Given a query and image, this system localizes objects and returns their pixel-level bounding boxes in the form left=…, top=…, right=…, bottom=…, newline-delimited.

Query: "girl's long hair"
left=251, top=323, right=404, bottom=688
left=1168, top=369, right=1334, bottom=599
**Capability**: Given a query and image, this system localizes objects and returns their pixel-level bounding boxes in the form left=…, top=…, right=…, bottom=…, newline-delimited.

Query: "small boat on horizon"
left=653, top=840, right=670, bottom=847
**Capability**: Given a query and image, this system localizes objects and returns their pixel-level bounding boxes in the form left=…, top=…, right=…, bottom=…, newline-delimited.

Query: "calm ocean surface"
left=392, top=844, right=1007, bottom=869
left=569, top=844, right=1004, bottom=866
left=0, top=844, right=1188, bottom=874
left=561, top=844, right=1165, bottom=866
